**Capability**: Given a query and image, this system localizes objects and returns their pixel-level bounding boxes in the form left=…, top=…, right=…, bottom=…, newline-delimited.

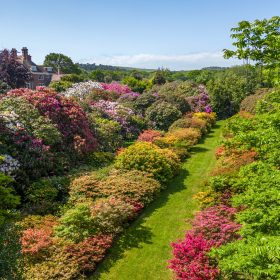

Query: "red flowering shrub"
left=21, top=227, right=53, bottom=255
left=137, top=129, right=162, bottom=143
left=169, top=233, right=219, bottom=280
left=7, top=88, right=97, bottom=155
left=20, top=215, right=58, bottom=258
left=65, top=234, right=113, bottom=273
left=215, top=146, right=225, bottom=159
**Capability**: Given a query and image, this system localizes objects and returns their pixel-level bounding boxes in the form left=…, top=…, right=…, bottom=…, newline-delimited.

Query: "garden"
left=0, top=15, right=279, bottom=280
left=0, top=77, right=216, bottom=279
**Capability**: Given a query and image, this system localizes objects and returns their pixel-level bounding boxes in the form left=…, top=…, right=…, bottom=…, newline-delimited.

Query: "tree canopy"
left=43, top=53, right=81, bottom=74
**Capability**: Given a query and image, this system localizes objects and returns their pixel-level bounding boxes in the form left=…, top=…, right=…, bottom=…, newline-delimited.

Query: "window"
left=31, top=66, right=37, bottom=71
left=38, top=75, right=44, bottom=80
left=38, top=83, right=45, bottom=86
left=25, top=82, right=32, bottom=89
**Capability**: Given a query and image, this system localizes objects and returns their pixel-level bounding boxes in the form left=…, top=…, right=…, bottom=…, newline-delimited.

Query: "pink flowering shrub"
left=101, top=82, right=132, bottom=94
left=190, top=205, right=241, bottom=246
left=169, top=234, right=219, bottom=280
left=7, top=88, right=97, bottom=155
left=169, top=204, right=241, bottom=279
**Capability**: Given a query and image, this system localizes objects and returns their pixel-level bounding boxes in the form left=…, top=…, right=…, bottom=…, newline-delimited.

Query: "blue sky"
left=0, top=0, right=279, bottom=70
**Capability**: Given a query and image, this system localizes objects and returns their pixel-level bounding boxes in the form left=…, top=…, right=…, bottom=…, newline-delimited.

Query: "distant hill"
left=201, top=66, right=228, bottom=70
left=78, top=63, right=155, bottom=72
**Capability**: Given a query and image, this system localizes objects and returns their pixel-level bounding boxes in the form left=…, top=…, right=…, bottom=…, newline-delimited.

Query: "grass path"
left=91, top=121, right=224, bottom=280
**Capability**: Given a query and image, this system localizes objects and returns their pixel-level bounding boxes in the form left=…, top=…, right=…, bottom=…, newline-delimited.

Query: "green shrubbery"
left=199, top=89, right=280, bottom=279
left=145, top=101, right=182, bottom=130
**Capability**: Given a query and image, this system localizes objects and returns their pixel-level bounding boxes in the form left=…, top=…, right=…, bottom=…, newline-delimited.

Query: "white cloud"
left=80, top=52, right=240, bottom=70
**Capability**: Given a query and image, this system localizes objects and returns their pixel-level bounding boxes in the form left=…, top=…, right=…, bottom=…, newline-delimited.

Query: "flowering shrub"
left=69, top=170, right=161, bottom=205
left=187, top=92, right=212, bottom=113
left=7, top=88, right=97, bottom=155
left=145, top=101, right=182, bottom=130
left=0, top=120, right=58, bottom=180
left=63, top=81, right=103, bottom=99
left=90, top=197, right=135, bottom=234
left=137, top=129, right=163, bottom=143
left=91, top=100, right=143, bottom=138
left=98, top=170, right=161, bottom=204
left=169, top=233, right=219, bottom=280
left=89, top=117, right=124, bottom=152
left=21, top=227, right=53, bottom=255
left=155, top=128, right=201, bottom=159
left=101, top=82, right=132, bottom=94
left=115, top=142, right=180, bottom=183
left=193, top=112, right=216, bottom=126
left=0, top=154, right=20, bottom=175
left=0, top=96, right=62, bottom=146
left=190, top=205, right=241, bottom=246
left=211, top=149, right=257, bottom=176
left=65, top=234, right=113, bottom=273
left=164, top=128, right=202, bottom=147
left=169, top=204, right=240, bottom=279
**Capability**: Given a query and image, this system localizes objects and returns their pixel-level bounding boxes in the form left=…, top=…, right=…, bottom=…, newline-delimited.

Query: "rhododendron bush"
left=6, top=88, right=97, bottom=154
left=90, top=99, right=145, bottom=138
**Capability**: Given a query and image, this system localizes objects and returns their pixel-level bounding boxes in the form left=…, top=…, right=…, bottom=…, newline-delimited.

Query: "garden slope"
left=91, top=121, right=224, bottom=280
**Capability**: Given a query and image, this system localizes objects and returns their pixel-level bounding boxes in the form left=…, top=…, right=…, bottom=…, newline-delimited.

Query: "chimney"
left=21, top=47, right=28, bottom=61
left=28, top=55, right=32, bottom=62
left=11, top=48, right=17, bottom=59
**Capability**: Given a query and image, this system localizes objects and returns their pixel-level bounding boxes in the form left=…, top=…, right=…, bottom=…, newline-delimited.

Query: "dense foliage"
left=0, top=49, right=31, bottom=88
left=169, top=88, right=280, bottom=279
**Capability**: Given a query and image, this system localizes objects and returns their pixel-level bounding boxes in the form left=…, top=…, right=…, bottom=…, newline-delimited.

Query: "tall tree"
left=0, top=49, right=31, bottom=88
left=223, top=16, right=280, bottom=84
left=44, top=53, right=81, bottom=74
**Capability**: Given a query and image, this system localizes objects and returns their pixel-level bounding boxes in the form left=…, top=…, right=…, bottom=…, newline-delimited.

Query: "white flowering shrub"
left=63, top=81, right=103, bottom=99
left=0, top=154, right=20, bottom=175
left=0, top=111, right=23, bottom=132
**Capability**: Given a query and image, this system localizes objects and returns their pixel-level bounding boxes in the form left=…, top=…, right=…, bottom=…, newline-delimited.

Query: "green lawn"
left=90, top=121, right=224, bottom=280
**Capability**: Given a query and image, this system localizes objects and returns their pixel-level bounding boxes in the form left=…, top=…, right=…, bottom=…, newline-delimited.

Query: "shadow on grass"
left=90, top=126, right=219, bottom=279
left=90, top=167, right=190, bottom=279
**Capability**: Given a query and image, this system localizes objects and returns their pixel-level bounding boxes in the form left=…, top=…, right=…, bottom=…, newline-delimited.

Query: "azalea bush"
left=169, top=233, right=219, bottom=280
left=69, top=169, right=161, bottom=205
left=115, top=142, right=180, bottom=183
left=137, top=129, right=163, bottom=143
